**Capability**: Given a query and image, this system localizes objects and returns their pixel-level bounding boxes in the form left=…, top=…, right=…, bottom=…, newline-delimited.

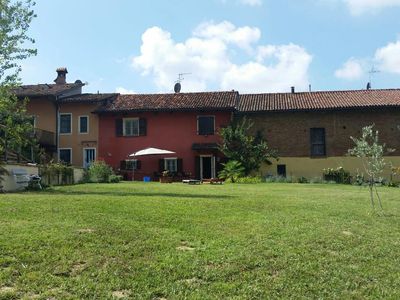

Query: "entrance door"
left=83, top=148, right=96, bottom=168
left=200, top=155, right=216, bottom=179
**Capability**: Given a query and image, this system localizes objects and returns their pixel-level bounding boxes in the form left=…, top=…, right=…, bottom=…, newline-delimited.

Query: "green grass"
left=0, top=182, right=400, bottom=299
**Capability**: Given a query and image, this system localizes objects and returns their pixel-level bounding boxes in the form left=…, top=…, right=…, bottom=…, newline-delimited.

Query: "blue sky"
left=20, top=0, right=400, bottom=94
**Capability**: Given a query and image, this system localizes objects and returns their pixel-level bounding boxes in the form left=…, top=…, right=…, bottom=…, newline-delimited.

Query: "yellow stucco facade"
left=259, top=156, right=400, bottom=181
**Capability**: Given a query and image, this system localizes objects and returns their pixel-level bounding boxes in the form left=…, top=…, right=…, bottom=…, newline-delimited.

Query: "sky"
left=19, top=0, right=400, bottom=94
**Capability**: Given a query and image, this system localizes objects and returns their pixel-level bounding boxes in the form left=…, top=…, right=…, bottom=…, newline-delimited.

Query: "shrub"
left=218, top=160, right=245, bottom=183
left=297, top=176, right=309, bottom=184
left=39, top=162, right=74, bottom=186
left=109, top=174, right=123, bottom=183
left=265, top=175, right=293, bottom=183
left=235, top=176, right=264, bottom=184
left=310, top=177, right=324, bottom=184
left=88, top=161, right=113, bottom=183
left=323, top=167, right=351, bottom=184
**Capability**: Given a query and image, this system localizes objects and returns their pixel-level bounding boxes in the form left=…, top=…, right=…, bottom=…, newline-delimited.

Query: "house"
left=95, top=91, right=238, bottom=180
left=15, top=68, right=116, bottom=167
left=238, top=89, right=400, bottom=179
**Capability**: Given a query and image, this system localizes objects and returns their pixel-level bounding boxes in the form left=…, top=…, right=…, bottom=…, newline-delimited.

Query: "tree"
left=0, top=0, right=37, bottom=162
left=0, top=0, right=37, bottom=85
left=348, top=125, right=395, bottom=210
left=219, top=117, right=277, bottom=175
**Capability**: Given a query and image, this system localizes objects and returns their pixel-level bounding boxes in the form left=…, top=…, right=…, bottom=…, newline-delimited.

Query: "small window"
left=198, top=116, right=215, bottom=135
left=59, top=149, right=72, bottom=164
left=60, top=114, right=72, bottom=134
left=310, top=128, right=326, bottom=156
left=79, top=116, right=89, bottom=134
left=123, top=118, right=139, bottom=136
left=164, top=158, right=177, bottom=172
left=125, top=159, right=138, bottom=170
left=277, top=164, right=286, bottom=177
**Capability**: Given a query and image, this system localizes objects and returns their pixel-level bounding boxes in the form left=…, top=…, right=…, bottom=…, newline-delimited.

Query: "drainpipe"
left=55, top=96, right=59, bottom=162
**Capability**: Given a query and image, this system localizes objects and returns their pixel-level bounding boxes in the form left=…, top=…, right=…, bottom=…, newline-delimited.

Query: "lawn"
left=0, top=182, right=399, bottom=299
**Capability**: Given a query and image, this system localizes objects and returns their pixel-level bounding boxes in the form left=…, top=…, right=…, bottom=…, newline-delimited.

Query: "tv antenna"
left=367, top=66, right=380, bottom=89
left=174, top=73, right=191, bottom=93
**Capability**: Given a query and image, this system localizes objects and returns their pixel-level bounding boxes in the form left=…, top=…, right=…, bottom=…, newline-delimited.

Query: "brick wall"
left=244, top=108, right=400, bottom=157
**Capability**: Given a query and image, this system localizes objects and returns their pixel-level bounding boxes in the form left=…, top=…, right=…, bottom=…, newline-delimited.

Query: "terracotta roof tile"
left=13, top=83, right=84, bottom=98
left=238, top=89, right=400, bottom=112
left=59, top=93, right=118, bottom=103
left=96, top=91, right=238, bottom=113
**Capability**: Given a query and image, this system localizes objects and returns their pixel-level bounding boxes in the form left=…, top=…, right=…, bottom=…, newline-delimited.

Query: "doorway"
left=200, top=155, right=215, bottom=179
left=83, top=148, right=96, bottom=168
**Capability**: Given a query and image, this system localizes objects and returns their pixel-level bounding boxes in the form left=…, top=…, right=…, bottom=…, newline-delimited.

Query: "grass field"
left=0, top=182, right=399, bottom=299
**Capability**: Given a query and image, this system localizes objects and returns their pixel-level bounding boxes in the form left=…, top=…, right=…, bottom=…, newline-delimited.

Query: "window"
left=60, top=113, right=72, bottom=134
left=277, top=164, right=286, bottom=177
left=125, top=159, right=138, bottom=170
left=310, top=128, right=326, bottom=156
left=198, top=116, right=215, bottom=135
left=164, top=158, right=177, bottom=172
left=79, top=116, right=89, bottom=134
left=123, top=118, right=139, bottom=136
left=59, top=148, right=72, bottom=164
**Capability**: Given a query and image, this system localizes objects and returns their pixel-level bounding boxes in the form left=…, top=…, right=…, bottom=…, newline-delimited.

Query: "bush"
left=88, top=161, right=113, bottom=183
left=265, top=175, right=293, bottom=183
left=297, top=176, right=309, bottom=184
left=323, top=167, right=351, bottom=184
left=310, top=177, right=324, bottom=184
left=218, top=160, right=245, bottom=183
left=39, top=162, right=74, bottom=186
left=235, top=176, right=264, bottom=184
left=109, top=174, right=123, bottom=183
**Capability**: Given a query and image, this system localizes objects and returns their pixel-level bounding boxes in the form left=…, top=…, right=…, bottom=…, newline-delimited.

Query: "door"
left=83, top=148, right=96, bottom=168
left=200, top=156, right=216, bottom=179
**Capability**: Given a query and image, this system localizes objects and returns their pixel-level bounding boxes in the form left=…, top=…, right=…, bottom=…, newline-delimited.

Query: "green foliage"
left=297, top=176, right=309, bottom=184
left=109, top=174, right=123, bottom=183
left=235, top=176, right=264, bottom=184
left=88, top=160, right=113, bottom=183
left=348, top=124, right=395, bottom=209
left=39, top=161, right=74, bottom=186
left=0, top=0, right=37, bottom=85
left=0, top=0, right=37, bottom=159
left=219, top=117, right=277, bottom=175
left=323, top=167, right=351, bottom=184
left=265, top=175, right=293, bottom=183
left=218, top=160, right=245, bottom=183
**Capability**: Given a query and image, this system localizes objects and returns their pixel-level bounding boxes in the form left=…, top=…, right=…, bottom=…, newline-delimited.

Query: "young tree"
left=219, top=117, right=277, bottom=175
left=218, top=160, right=245, bottom=183
left=348, top=125, right=395, bottom=210
left=0, top=0, right=37, bottom=161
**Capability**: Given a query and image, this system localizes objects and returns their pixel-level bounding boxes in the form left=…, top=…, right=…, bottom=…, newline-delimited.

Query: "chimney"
left=291, top=86, right=295, bottom=94
left=54, top=67, right=68, bottom=84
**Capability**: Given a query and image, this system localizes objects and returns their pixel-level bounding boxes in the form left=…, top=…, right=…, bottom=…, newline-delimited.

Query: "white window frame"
left=78, top=115, right=89, bottom=134
left=59, top=113, right=72, bottom=135
left=197, top=115, right=215, bottom=136
left=59, top=148, right=72, bottom=164
left=83, top=147, right=96, bottom=168
left=164, top=157, right=178, bottom=173
left=123, top=117, right=139, bottom=137
left=125, top=159, right=138, bottom=170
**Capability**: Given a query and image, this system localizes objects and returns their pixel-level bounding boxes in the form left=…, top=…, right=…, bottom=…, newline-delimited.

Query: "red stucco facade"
left=98, top=111, right=233, bottom=180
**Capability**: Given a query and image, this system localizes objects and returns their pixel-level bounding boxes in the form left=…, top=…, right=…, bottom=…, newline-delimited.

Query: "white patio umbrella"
left=128, top=147, right=176, bottom=181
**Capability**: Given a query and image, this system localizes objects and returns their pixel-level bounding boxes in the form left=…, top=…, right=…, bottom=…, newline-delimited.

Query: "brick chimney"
left=54, top=67, right=68, bottom=84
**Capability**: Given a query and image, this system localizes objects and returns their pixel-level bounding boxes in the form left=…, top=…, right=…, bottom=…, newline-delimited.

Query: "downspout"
left=55, top=96, right=59, bottom=162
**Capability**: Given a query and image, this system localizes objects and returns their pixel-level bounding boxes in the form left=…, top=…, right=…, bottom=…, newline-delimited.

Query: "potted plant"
left=160, top=170, right=173, bottom=183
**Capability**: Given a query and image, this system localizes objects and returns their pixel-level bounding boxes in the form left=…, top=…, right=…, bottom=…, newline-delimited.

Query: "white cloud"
left=116, top=87, right=135, bottom=94
left=334, top=58, right=364, bottom=80
left=132, top=21, right=312, bottom=93
left=375, top=40, right=400, bottom=74
left=342, top=0, right=400, bottom=15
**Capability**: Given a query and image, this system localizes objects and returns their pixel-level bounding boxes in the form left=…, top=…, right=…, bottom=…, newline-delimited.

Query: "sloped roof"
left=59, top=93, right=118, bottom=103
left=95, top=91, right=239, bottom=113
left=13, top=83, right=84, bottom=98
left=238, top=89, right=400, bottom=112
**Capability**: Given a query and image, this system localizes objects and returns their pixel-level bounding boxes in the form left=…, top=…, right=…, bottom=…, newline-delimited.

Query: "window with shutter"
left=60, top=113, right=72, bottom=134
left=310, top=128, right=326, bottom=156
left=197, top=116, right=215, bottom=135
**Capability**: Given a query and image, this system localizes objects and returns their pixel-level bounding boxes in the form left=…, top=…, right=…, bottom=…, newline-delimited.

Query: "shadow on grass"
left=37, top=189, right=235, bottom=200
